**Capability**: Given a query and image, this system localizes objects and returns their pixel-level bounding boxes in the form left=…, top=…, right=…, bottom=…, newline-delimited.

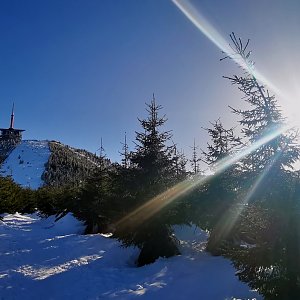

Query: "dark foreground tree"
left=114, top=96, right=183, bottom=266
left=0, top=176, right=36, bottom=215
left=73, top=157, right=112, bottom=234
left=199, top=119, right=242, bottom=253
left=223, top=33, right=300, bottom=181
left=214, top=33, right=300, bottom=299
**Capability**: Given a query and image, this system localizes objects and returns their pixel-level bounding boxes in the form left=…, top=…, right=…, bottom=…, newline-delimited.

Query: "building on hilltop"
left=0, top=103, right=25, bottom=143
left=0, top=103, right=25, bottom=163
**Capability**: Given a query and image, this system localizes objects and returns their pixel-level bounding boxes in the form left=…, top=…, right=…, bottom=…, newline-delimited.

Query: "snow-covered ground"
left=0, top=213, right=261, bottom=300
left=0, top=140, right=50, bottom=189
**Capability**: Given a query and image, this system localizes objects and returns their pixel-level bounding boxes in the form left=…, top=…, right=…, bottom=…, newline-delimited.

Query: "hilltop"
left=0, top=140, right=50, bottom=189
left=0, top=140, right=109, bottom=189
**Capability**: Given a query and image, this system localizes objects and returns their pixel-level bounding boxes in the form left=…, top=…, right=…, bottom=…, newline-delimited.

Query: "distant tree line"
left=42, top=141, right=111, bottom=187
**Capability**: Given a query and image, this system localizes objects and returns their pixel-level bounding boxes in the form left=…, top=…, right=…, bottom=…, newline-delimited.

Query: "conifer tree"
left=223, top=33, right=300, bottom=177
left=0, top=176, right=36, bottom=214
left=119, top=132, right=130, bottom=168
left=73, top=138, right=113, bottom=233
left=130, top=95, right=175, bottom=190
left=190, top=139, right=201, bottom=175
left=115, top=95, right=180, bottom=266
left=214, top=34, right=300, bottom=298
left=201, top=119, right=242, bottom=171
left=199, top=119, right=242, bottom=251
left=173, top=144, right=187, bottom=181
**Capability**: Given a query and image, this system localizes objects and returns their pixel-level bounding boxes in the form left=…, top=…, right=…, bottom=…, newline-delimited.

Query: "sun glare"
left=116, top=0, right=296, bottom=242
left=171, top=0, right=284, bottom=99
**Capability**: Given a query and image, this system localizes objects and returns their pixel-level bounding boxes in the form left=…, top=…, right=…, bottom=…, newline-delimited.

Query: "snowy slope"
left=0, top=140, right=50, bottom=189
left=0, top=214, right=262, bottom=300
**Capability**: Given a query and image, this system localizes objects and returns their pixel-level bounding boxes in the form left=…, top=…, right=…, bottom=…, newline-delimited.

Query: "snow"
left=0, top=213, right=262, bottom=300
left=0, top=140, right=50, bottom=189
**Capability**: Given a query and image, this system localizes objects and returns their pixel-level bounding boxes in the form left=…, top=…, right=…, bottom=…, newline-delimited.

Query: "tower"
left=0, top=103, right=25, bottom=143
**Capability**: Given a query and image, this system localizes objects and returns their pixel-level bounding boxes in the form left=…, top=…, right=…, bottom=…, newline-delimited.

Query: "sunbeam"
left=115, top=177, right=208, bottom=230
left=115, top=124, right=289, bottom=230
left=210, top=150, right=284, bottom=246
left=242, top=151, right=283, bottom=205
left=171, top=0, right=287, bottom=101
left=213, top=124, right=289, bottom=176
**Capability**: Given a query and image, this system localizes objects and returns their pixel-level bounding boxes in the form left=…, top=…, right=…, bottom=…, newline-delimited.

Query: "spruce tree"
left=201, top=119, right=242, bottom=169
left=216, top=34, right=300, bottom=298
left=190, top=139, right=201, bottom=175
left=119, top=132, right=130, bottom=169
left=200, top=119, right=242, bottom=253
left=74, top=140, right=112, bottom=233
left=223, top=33, right=300, bottom=178
left=172, top=142, right=187, bottom=182
left=115, top=95, right=180, bottom=266
left=130, top=96, right=175, bottom=191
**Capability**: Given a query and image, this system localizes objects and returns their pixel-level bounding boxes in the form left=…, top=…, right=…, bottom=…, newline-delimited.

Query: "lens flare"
left=213, top=124, right=289, bottom=175
left=210, top=150, right=283, bottom=245
left=115, top=175, right=208, bottom=230
left=115, top=125, right=289, bottom=230
left=242, top=151, right=282, bottom=204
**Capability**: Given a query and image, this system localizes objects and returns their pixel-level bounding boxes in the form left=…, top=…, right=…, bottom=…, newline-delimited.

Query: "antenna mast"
left=9, top=103, right=15, bottom=129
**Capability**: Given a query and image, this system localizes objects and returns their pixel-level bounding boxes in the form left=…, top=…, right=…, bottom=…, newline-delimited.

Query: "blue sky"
left=1, top=0, right=300, bottom=164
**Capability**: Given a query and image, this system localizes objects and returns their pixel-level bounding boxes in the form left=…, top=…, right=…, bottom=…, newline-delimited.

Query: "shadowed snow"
left=0, top=213, right=261, bottom=300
